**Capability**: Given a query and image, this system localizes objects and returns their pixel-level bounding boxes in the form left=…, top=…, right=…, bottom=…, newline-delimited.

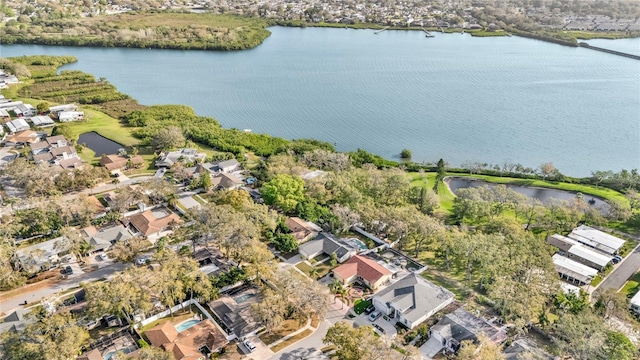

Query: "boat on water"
left=243, top=129, right=252, bottom=133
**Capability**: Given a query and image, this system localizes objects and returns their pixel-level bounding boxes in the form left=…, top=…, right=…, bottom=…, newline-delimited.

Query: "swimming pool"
left=235, top=293, right=255, bottom=304
left=103, top=349, right=132, bottom=360
left=174, top=319, right=200, bottom=333
left=345, top=238, right=368, bottom=250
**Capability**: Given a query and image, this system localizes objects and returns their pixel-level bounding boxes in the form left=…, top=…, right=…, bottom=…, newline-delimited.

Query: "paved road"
left=1, top=262, right=127, bottom=315
left=597, top=245, right=640, bottom=291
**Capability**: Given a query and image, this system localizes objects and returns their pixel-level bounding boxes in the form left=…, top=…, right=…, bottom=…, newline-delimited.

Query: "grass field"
left=408, top=172, right=456, bottom=213
left=621, top=272, right=640, bottom=299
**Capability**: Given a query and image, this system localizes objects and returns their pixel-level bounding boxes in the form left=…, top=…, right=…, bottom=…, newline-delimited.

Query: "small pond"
left=78, top=132, right=124, bottom=156
left=446, top=177, right=610, bottom=213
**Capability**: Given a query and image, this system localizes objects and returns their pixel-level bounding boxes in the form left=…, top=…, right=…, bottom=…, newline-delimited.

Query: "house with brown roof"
left=100, top=154, right=144, bottom=172
left=211, top=173, right=243, bottom=190
left=127, top=208, right=182, bottom=239
left=285, top=217, right=321, bottom=243
left=145, top=319, right=228, bottom=360
left=77, top=348, right=102, bottom=360
left=4, top=130, right=41, bottom=146
left=332, top=255, right=393, bottom=290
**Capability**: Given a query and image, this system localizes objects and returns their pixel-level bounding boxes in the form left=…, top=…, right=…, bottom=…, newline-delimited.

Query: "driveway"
left=178, top=196, right=201, bottom=210
left=353, top=312, right=397, bottom=338
left=597, top=244, right=640, bottom=292
left=239, top=333, right=273, bottom=359
left=420, top=337, right=442, bottom=359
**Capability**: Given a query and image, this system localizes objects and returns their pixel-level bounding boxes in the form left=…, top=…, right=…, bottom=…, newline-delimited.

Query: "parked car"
left=242, top=339, right=256, bottom=353
left=612, top=255, right=623, bottom=264
left=61, top=266, right=73, bottom=275
left=364, top=304, right=376, bottom=315
left=96, top=254, right=108, bottom=261
left=368, top=310, right=382, bottom=322
left=372, top=324, right=386, bottom=334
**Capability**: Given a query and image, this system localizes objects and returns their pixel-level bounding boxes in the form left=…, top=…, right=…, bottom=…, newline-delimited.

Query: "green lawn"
left=295, top=261, right=333, bottom=279
left=408, top=172, right=456, bottom=213
left=621, top=272, right=640, bottom=299
left=67, top=107, right=140, bottom=147
left=353, top=299, right=372, bottom=315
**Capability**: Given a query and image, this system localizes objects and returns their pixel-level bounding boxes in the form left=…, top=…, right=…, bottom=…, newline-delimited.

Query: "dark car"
left=61, top=266, right=73, bottom=275
left=364, top=304, right=376, bottom=315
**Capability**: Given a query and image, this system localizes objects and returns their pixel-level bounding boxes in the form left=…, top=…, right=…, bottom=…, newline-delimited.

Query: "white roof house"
left=567, top=225, right=625, bottom=255
left=49, top=104, right=78, bottom=113
left=58, top=111, right=84, bottom=122
left=0, top=101, right=23, bottom=110
left=0, top=108, right=10, bottom=118
left=552, top=254, right=598, bottom=285
left=567, top=244, right=612, bottom=270
left=6, top=118, right=30, bottom=133
left=630, top=291, right=640, bottom=316
left=30, top=115, right=55, bottom=127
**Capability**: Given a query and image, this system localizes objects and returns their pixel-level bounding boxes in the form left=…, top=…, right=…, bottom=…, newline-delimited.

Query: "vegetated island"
left=1, top=10, right=638, bottom=52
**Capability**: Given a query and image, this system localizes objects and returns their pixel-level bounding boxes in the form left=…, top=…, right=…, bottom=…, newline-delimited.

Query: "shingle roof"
left=373, top=273, right=454, bottom=324
left=146, top=321, right=179, bottom=347
left=332, top=255, right=392, bottom=285
left=433, top=308, right=503, bottom=344
left=128, top=209, right=182, bottom=236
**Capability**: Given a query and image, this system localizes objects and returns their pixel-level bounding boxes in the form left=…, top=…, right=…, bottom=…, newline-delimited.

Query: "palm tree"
left=336, top=286, right=351, bottom=309
left=309, top=266, right=319, bottom=280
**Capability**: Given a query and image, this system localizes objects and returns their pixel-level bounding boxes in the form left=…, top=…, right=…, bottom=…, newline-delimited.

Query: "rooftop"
left=552, top=253, right=598, bottom=278
left=567, top=225, right=625, bottom=254
left=332, top=254, right=392, bottom=285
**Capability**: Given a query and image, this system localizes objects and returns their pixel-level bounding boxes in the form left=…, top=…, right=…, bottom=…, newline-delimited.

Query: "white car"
left=368, top=310, right=382, bottom=322
left=242, top=339, right=256, bottom=352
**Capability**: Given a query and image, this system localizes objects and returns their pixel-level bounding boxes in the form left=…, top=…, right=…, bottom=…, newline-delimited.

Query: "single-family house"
left=57, top=156, right=84, bottom=170
left=155, top=148, right=206, bottom=168
left=99, top=154, right=144, bottom=172
left=0, top=309, right=34, bottom=336
left=503, top=338, right=556, bottom=360
left=145, top=318, right=228, bottom=360
left=5, top=118, right=30, bottom=133
left=332, top=255, right=393, bottom=290
left=210, top=159, right=240, bottom=173
left=567, top=225, right=625, bottom=255
left=82, top=225, right=134, bottom=252
left=49, top=104, right=78, bottom=114
left=427, top=308, right=506, bottom=355
left=298, top=233, right=358, bottom=263
left=16, top=236, right=73, bottom=274
left=630, top=290, right=640, bottom=316
left=4, top=130, right=41, bottom=146
left=76, top=349, right=102, bottom=360
left=285, top=217, right=322, bottom=243
left=58, top=111, right=85, bottom=122
left=211, top=173, right=243, bottom=190
left=30, top=115, right=55, bottom=128
left=547, top=234, right=612, bottom=271
left=127, top=208, right=183, bottom=239
left=552, top=253, right=598, bottom=285
left=15, top=104, right=36, bottom=117
left=209, top=287, right=261, bottom=338
left=0, top=101, right=23, bottom=111
left=371, top=273, right=455, bottom=329
left=0, top=109, right=10, bottom=122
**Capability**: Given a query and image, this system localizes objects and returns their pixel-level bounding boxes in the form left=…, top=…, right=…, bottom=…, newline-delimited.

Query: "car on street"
left=368, top=310, right=382, bottom=322
left=242, top=339, right=256, bottom=353
left=61, top=266, right=73, bottom=275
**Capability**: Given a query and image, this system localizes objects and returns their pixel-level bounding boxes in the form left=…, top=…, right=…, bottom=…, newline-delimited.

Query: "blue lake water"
left=1, top=28, right=639, bottom=176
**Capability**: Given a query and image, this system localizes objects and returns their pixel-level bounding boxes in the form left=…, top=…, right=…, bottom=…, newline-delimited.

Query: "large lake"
left=2, top=27, right=639, bottom=177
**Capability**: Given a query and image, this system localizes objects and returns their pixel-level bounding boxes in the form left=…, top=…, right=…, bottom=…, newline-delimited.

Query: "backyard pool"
left=103, top=349, right=132, bottom=360
left=344, top=238, right=368, bottom=251
left=235, top=293, right=256, bottom=304
left=174, top=319, right=201, bottom=333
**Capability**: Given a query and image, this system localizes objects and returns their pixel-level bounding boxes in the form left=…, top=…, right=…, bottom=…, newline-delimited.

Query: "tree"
left=434, top=158, right=446, bottom=193
left=603, top=331, right=637, bottom=360
left=251, top=288, right=288, bottom=331
left=457, top=333, right=505, bottom=360
left=272, top=233, right=298, bottom=252
left=151, top=126, right=185, bottom=151
left=1, top=311, right=89, bottom=360
left=400, top=149, right=412, bottom=159
left=594, top=287, right=630, bottom=321
left=127, top=346, right=176, bottom=360
left=324, top=321, right=419, bottom=360
left=261, top=174, right=306, bottom=213
left=36, top=101, right=50, bottom=114
left=539, top=162, right=556, bottom=180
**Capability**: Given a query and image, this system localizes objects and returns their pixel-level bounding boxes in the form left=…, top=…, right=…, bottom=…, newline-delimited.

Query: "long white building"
left=567, top=225, right=625, bottom=255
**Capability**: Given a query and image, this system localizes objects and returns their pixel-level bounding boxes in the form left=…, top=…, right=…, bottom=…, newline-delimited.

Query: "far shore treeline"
left=2, top=54, right=640, bottom=196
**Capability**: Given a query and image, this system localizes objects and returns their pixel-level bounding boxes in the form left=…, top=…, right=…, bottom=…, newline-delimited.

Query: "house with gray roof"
left=298, top=233, right=358, bottom=263
left=567, top=225, right=625, bottom=256
left=155, top=148, right=206, bottom=168
left=426, top=308, right=506, bottom=355
left=371, top=273, right=454, bottom=330
left=16, top=237, right=73, bottom=274
left=0, top=309, right=34, bottom=335
left=82, top=224, right=134, bottom=252
left=503, top=338, right=556, bottom=360
left=210, top=159, right=240, bottom=173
